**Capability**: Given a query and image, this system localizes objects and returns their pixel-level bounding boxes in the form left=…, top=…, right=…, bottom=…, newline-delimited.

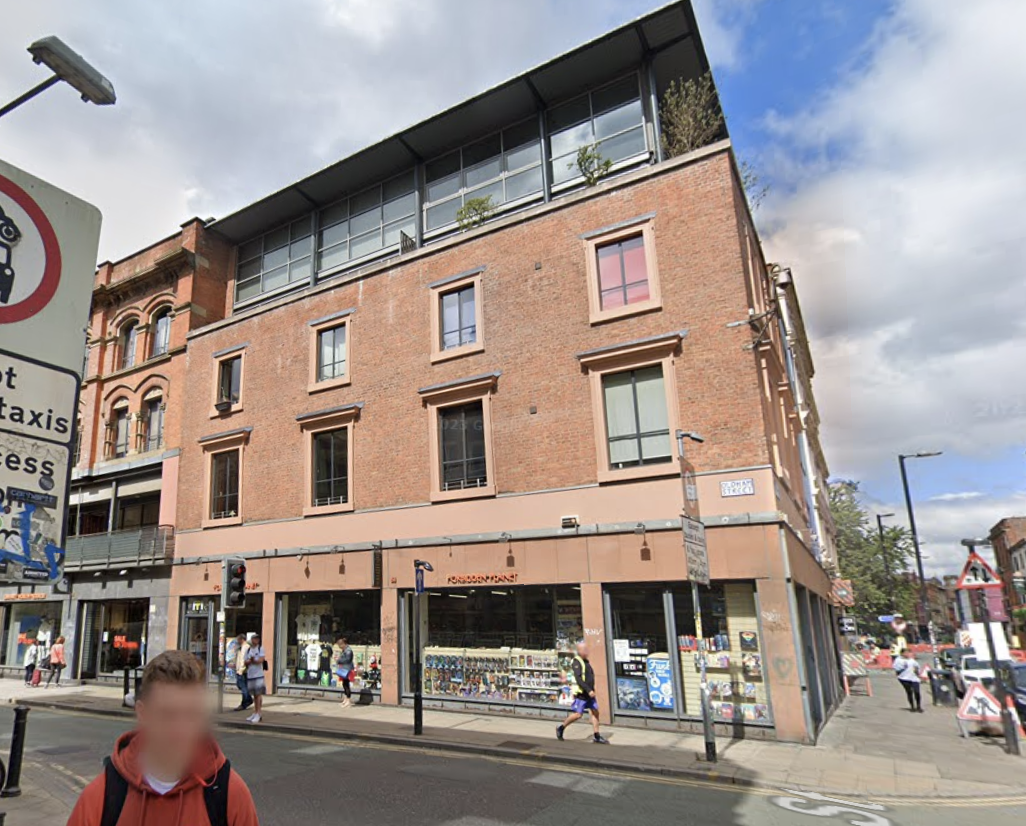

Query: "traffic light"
left=223, top=557, right=247, bottom=610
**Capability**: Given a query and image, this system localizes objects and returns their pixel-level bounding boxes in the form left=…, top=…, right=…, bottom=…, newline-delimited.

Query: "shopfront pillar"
left=380, top=588, right=399, bottom=706
left=755, top=577, right=811, bottom=743
left=261, top=591, right=275, bottom=688
left=579, top=583, right=611, bottom=724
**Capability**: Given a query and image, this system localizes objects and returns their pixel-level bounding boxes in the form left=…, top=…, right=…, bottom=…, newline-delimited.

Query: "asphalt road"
left=1, top=708, right=1022, bottom=826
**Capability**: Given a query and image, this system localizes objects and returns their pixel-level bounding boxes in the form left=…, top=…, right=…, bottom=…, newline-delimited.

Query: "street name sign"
left=0, top=160, right=101, bottom=584
left=683, top=515, right=709, bottom=586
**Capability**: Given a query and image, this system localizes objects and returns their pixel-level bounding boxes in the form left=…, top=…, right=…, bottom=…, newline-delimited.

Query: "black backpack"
left=99, top=756, right=231, bottom=826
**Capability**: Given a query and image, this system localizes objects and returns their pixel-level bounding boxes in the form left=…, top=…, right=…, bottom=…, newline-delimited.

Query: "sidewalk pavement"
left=11, top=673, right=1026, bottom=802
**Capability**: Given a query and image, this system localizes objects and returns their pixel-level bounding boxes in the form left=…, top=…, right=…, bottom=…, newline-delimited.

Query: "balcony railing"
left=64, top=525, right=175, bottom=570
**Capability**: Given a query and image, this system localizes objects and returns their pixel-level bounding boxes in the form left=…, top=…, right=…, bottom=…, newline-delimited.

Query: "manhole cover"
left=496, top=740, right=538, bottom=751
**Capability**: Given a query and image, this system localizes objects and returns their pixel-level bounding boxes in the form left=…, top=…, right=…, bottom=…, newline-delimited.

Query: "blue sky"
left=3, top=0, right=1024, bottom=574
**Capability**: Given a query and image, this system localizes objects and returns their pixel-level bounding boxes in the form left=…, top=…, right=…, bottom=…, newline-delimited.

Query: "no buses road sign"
left=0, top=159, right=101, bottom=584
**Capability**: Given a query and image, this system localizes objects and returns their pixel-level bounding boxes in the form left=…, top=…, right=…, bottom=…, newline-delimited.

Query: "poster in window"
left=615, top=676, right=650, bottom=711
left=645, top=654, right=674, bottom=710
left=739, top=631, right=759, bottom=651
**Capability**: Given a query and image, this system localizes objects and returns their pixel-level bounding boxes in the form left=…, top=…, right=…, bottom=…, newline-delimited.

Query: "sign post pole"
left=958, top=545, right=1021, bottom=756
left=676, top=430, right=715, bottom=763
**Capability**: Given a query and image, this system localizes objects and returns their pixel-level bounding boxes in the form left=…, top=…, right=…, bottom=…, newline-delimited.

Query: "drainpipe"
left=106, top=480, right=118, bottom=533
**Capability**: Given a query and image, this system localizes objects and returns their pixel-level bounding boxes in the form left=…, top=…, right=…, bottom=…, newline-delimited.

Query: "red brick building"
left=990, top=517, right=1026, bottom=640
left=0, top=218, right=232, bottom=683
left=155, top=3, right=841, bottom=743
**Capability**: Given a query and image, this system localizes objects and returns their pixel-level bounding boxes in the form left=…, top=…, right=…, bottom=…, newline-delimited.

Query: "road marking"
left=32, top=707, right=1026, bottom=809
left=528, top=770, right=624, bottom=797
left=290, top=744, right=348, bottom=756
left=773, top=790, right=890, bottom=826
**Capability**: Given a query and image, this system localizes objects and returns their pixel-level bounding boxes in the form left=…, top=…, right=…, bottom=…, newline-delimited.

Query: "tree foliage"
left=738, top=158, right=768, bottom=212
left=455, top=196, right=496, bottom=231
left=659, top=72, right=724, bottom=158
left=829, top=481, right=917, bottom=631
left=571, top=144, right=613, bottom=186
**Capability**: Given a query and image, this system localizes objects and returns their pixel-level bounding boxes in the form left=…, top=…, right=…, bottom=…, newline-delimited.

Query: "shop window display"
left=414, top=586, right=582, bottom=707
left=279, top=591, right=382, bottom=692
left=607, top=582, right=771, bottom=724
left=2, top=601, right=61, bottom=667
left=674, top=582, right=771, bottom=724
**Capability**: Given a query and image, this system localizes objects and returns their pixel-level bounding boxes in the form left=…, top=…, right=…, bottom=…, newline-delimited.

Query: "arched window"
left=109, top=399, right=131, bottom=458
left=150, top=307, right=171, bottom=358
left=119, top=321, right=139, bottom=370
left=143, top=389, right=164, bottom=451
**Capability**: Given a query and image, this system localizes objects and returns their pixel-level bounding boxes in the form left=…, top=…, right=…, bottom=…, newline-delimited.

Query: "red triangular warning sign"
left=957, top=682, right=1002, bottom=722
left=956, top=551, right=1000, bottom=590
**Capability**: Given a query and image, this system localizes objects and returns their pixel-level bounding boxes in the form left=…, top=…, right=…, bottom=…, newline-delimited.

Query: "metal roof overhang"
left=210, top=1, right=709, bottom=244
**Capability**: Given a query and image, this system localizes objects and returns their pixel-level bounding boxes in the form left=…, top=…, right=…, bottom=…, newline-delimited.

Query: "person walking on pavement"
left=233, top=633, right=253, bottom=713
left=893, top=651, right=924, bottom=712
left=556, top=642, right=609, bottom=744
left=334, top=636, right=355, bottom=708
left=23, top=639, right=39, bottom=685
left=45, top=635, right=66, bottom=688
left=244, top=634, right=267, bottom=724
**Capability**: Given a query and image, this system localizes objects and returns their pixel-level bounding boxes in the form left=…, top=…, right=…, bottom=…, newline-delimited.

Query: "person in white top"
left=23, top=640, right=39, bottom=685
left=893, top=653, right=924, bottom=712
left=244, top=634, right=267, bottom=723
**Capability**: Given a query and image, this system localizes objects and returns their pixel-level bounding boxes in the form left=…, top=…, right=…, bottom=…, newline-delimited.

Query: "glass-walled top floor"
left=234, top=73, right=652, bottom=307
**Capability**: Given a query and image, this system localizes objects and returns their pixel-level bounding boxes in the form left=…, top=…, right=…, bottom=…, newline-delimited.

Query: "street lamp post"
left=412, top=560, right=433, bottom=736
left=876, top=512, right=896, bottom=612
left=962, top=538, right=1020, bottom=757
left=0, top=36, right=116, bottom=119
left=898, top=451, right=942, bottom=661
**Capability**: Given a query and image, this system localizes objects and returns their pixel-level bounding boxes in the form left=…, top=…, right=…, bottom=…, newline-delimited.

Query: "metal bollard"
left=123, top=666, right=131, bottom=706
left=1, top=706, right=30, bottom=798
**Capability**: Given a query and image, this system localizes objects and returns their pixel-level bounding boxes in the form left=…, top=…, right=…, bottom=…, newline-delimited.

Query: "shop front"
left=606, top=582, right=772, bottom=727
left=401, top=584, right=583, bottom=710
left=0, top=594, right=64, bottom=673
left=167, top=549, right=381, bottom=696
left=177, top=594, right=264, bottom=680
left=67, top=567, right=172, bottom=682
left=277, top=590, right=382, bottom=694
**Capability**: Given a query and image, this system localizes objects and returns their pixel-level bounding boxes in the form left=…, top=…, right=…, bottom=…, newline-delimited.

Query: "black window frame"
left=601, top=365, right=672, bottom=470
left=312, top=427, right=349, bottom=507
left=217, top=356, right=242, bottom=405
left=438, top=400, right=487, bottom=491
left=316, top=324, right=348, bottom=382
left=439, top=283, right=477, bottom=351
left=210, top=449, right=240, bottom=520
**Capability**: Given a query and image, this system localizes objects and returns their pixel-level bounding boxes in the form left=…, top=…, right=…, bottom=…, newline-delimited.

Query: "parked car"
left=1011, top=663, right=1026, bottom=719
left=956, top=654, right=1016, bottom=693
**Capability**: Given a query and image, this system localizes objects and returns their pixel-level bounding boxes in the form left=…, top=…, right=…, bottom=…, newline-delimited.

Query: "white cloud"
left=692, top=0, right=762, bottom=70
left=763, top=0, right=1026, bottom=528
left=929, top=492, right=984, bottom=503
left=0, top=0, right=635, bottom=261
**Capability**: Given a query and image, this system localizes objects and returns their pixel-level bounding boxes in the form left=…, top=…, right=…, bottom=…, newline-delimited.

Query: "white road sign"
left=683, top=515, right=709, bottom=586
left=0, top=160, right=101, bottom=584
left=0, top=159, right=100, bottom=376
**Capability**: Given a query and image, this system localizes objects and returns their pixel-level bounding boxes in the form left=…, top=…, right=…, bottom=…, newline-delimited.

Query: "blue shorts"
left=572, top=696, right=599, bottom=714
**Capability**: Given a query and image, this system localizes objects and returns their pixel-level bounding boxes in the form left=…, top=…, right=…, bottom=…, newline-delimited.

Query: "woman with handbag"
left=335, top=637, right=355, bottom=708
left=45, top=636, right=67, bottom=688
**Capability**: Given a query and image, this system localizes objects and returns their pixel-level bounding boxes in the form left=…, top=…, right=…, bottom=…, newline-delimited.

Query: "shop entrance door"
left=77, top=603, right=104, bottom=679
left=180, top=599, right=215, bottom=673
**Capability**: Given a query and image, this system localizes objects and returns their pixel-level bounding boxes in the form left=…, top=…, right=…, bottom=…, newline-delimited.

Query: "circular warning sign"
left=0, top=174, right=62, bottom=324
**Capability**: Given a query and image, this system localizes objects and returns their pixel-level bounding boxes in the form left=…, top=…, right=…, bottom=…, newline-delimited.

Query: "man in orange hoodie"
left=67, top=649, right=259, bottom=826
